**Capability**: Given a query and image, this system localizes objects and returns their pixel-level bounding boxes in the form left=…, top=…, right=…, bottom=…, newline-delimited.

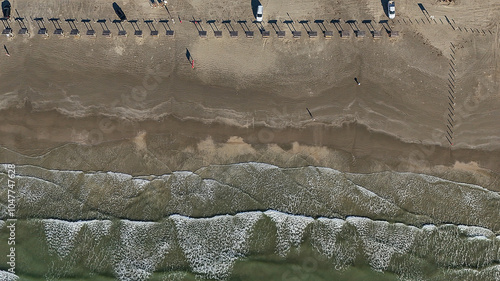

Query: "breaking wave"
left=1, top=163, right=499, bottom=280
left=0, top=210, right=498, bottom=280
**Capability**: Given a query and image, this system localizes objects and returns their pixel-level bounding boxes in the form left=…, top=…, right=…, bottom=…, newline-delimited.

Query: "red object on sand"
left=191, top=60, right=194, bottom=69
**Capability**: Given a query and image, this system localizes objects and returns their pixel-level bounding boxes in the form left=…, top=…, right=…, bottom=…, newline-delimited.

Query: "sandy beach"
left=0, top=0, right=499, bottom=180
left=0, top=0, right=499, bottom=279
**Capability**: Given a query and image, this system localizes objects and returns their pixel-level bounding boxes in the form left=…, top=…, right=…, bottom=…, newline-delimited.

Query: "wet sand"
left=0, top=104, right=499, bottom=190
left=0, top=0, right=499, bottom=188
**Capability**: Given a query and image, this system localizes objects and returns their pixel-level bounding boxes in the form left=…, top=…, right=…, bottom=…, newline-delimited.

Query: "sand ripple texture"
left=0, top=212, right=499, bottom=280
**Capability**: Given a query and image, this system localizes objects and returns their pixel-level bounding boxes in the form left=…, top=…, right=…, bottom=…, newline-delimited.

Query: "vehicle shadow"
left=380, top=0, right=389, bottom=17
left=112, top=2, right=127, bottom=21
left=251, top=0, right=261, bottom=19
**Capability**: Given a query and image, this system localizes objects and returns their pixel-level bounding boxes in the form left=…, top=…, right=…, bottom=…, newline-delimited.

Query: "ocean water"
left=0, top=163, right=499, bottom=280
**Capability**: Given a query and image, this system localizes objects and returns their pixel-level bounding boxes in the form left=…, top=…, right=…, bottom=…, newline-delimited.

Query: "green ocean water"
left=0, top=163, right=499, bottom=280
left=0, top=214, right=498, bottom=281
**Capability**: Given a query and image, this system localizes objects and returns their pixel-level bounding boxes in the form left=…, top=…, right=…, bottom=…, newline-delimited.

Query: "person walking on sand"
left=4, top=45, right=10, bottom=57
left=354, top=77, right=360, bottom=85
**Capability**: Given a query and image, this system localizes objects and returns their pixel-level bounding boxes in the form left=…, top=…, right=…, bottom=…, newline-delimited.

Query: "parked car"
left=256, top=5, right=263, bottom=22
left=388, top=1, right=395, bottom=19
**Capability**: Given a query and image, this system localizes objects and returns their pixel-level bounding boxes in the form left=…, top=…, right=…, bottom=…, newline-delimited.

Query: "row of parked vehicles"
left=32, top=1, right=391, bottom=24
left=254, top=2, right=394, bottom=22
left=112, top=2, right=395, bottom=24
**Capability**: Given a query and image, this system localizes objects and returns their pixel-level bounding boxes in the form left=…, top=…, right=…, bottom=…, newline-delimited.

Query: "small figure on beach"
left=354, top=77, right=360, bottom=85
left=4, top=45, right=10, bottom=57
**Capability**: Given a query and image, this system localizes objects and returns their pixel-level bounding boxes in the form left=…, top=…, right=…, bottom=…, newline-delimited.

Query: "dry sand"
left=0, top=0, right=499, bottom=188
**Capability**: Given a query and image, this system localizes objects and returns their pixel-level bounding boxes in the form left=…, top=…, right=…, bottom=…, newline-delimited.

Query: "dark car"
left=2, top=1, right=11, bottom=19
left=112, top=2, right=126, bottom=21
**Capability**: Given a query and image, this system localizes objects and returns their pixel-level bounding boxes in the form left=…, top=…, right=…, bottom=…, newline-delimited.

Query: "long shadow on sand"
left=380, top=0, right=389, bottom=18
left=112, top=2, right=127, bottom=21
left=251, top=0, right=261, bottom=19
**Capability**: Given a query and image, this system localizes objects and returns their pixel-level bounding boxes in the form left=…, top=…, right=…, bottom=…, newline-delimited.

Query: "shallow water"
left=0, top=163, right=499, bottom=280
left=0, top=212, right=498, bottom=280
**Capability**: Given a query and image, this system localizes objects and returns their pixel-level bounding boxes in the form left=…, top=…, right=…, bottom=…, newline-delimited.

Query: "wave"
left=171, top=212, right=262, bottom=280
left=0, top=271, right=18, bottom=281
left=2, top=211, right=499, bottom=280
left=1, top=163, right=498, bottom=231
left=1, top=162, right=499, bottom=280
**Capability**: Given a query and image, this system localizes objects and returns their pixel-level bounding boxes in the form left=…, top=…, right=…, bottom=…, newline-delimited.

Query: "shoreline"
left=0, top=106, right=498, bottom=190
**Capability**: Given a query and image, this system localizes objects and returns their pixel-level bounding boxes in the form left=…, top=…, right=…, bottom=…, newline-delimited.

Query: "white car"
left=388, top=1, right=395, bottom=19
left=256, top=5, right=263, bottom=22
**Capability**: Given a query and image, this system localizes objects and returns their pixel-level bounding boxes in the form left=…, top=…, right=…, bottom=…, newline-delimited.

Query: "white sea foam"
left=352, top=183, right=400, bottom=215
left=79, top=171, right=156, bottom=216
left=22, top=212, right=500, bottom=280
left=86, top=220, right=112, bottom=241
left=167, top=171, right=217, bottom=214
left=43, top=219, right=85, bottom=258
left=162, top=272, right=188, bottom=281
left=458, top=225, right=494, bottom=238
left=311, top=217, right=357, bottom=269
left=114, top=220, right=172, bottom=281
left=171, top=212, right=262, bottom=280
left=445, top=264, right=500, bottom=281
left=17, top=176, right=59, bottom=204
left=467, top=235, right=489, bottom=241
left=106, top=171, right=133, bottom=181
left=235, top=162, right=280, bottom=172
left=0, top=270, right=18, bottom=281
left=264, top=210, right=314, bottom=257
left=43, top=219, right=114, bottom=259
left=131, top=179, right=150, bottom=190
left=346, top=217, right=418, bottom=271
left=6, top=163, right=500, bottom=280
left=422, top=224, right=437, bottom=231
